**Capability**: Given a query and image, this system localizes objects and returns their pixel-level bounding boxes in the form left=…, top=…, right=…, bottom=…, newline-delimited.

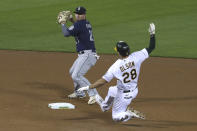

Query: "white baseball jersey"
left=102, top=48, right=149, bottom=91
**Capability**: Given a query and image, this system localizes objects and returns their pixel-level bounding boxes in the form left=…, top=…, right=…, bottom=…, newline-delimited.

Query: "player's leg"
left=96, top=86, right=137, bottom=122
left=112, top=88, right=138, bottom=122
left=69, top=57, right=78, bottom=90
left=71, top=52, right=98, bottom=95
left=71, top=53, right=91, bottom=85
left=78, top=52, right=99, bottom=104
left=102, top=86, right=117, bottom=111
left=95, top=86, right=117, bottom=112
left=81, top=76, right=98, bottom=104
left=81, top=77, right=98, bottom=95
left=70, top=52, right=98, bottom=102
left=68, top=56, right=85, bottom=98
left=78, top=53, right=98, bottom=96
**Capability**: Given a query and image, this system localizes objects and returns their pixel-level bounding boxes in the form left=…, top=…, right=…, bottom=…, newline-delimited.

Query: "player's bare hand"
left=148, top=23, right=155, bottom=35
left=78, top=86, right=89, bottom=92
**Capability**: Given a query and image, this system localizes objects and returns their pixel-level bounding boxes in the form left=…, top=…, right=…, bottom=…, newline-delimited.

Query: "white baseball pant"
left=96, top=86, right=138, bottom=122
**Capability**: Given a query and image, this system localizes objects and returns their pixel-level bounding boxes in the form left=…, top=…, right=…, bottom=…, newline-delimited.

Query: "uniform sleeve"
left=102, top=65, right=115, bottom=82
left=133, top=48, right=149, bottom=63
left=141, top=48, right=149, bottom=59
left=61, top=24, right=71, bottom=37
left=67, top=23, right=79, bottom=36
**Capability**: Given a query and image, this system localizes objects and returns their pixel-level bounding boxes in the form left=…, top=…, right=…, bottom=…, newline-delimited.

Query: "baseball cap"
left=74, top=6, right=86, bottom=15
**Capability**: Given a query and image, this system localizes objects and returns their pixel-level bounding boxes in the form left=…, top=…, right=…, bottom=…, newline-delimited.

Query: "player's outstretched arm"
left=78, top=78, right=108, bottom=92
left=90, top=78, right=108, bottom=89
left=146, top=23, right=156, bottom=54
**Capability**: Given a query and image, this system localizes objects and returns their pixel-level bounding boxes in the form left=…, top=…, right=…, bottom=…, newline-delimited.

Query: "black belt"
left=78, top=50, right=96, bottom=54
left=123, top=87, right=137, bottom=93
left=78, top=51, right=85, bottom=54
left=123, top=90, right=130, bottom=93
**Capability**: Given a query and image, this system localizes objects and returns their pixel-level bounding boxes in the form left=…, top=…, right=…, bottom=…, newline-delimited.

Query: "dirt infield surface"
left=0, top=50, right=197, bottom=131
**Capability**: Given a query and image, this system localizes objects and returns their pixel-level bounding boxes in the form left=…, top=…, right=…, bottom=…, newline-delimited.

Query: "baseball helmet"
left=115, top=41, right=130, bottom=57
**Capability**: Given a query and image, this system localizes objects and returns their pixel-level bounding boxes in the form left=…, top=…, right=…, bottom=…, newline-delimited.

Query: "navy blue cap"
left=74, top=6, right=86, bottom=15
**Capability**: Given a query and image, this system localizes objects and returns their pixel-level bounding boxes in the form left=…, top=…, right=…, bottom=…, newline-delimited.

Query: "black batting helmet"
left=115, top=41, right=130, bottom=57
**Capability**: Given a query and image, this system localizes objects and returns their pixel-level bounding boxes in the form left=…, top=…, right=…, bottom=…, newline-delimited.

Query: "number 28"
left=122, top=69, right=137, bottom=83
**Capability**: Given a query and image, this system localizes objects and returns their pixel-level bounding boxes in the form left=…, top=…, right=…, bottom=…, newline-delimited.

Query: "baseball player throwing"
left=78, top=23, right=156, bottom=122
left=57, top=6, right=99, bottom=104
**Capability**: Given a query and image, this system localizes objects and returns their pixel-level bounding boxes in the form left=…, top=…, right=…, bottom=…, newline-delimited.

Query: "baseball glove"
left=57, top=11, right=72, bottom=24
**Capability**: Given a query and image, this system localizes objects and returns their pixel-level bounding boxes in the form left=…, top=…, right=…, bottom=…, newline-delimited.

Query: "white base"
left=48, top=102, right=75, bottom=109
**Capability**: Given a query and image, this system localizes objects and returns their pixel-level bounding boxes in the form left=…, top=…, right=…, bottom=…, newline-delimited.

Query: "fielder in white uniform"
left=78, top=23, right=156, bottom=122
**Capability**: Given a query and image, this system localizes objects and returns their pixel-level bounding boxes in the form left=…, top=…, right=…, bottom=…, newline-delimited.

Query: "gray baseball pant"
left=69, top=50, right=98, bottom=97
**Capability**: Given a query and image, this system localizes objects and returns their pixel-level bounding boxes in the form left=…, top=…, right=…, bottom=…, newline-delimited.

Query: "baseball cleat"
left=88, top=95, right=97, bottom=105
left=68, top=92, right=86, bottom=99
left=127, top=108, right=146, bottom=120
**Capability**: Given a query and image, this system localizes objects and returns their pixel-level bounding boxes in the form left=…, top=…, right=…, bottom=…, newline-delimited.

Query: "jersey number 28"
left=122, top=69, right=137, bottom=83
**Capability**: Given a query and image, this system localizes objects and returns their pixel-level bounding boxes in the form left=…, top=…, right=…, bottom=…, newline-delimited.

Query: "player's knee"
left=108, top=86, right=117, bottom=97
left=69, top=69, right=73, bottom=75
left=112, top=116, right=125, bottom=122
left=108, top=86, right=114, bottom=93
left=112, top=112, right=131, bottom=122
left=112, top=118, right=121, bottom=122
left=112, top=115, right=129, bottom=122
left=71, top=73, right=78, bottom=81
left=112, top=114, right=121, bottom=122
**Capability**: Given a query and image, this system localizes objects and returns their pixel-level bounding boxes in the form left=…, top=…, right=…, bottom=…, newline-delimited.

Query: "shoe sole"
left=68, top=96, right=86, bottom=99
left=88, top=99, right=96, bottom=105
left=132, top=110, right=145, bottom=120
left=128, top=108, right=146, bottom=120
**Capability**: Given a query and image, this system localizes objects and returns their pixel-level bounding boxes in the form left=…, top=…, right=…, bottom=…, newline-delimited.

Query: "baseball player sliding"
left=57, top=6, right=99, bottom=104
left=78, top=23, right=156, bottom=122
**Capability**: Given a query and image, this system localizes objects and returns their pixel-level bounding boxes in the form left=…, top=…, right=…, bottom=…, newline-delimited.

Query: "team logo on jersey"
left=86, top=24, right=92, bottom=29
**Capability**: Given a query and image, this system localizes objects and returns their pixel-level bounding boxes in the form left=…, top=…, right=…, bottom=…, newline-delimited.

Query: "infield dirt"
left=0, top=50, right=197, bottom=131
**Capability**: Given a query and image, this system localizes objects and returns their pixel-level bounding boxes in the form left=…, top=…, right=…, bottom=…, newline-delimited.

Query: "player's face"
left=75, top=14, right=86, bottom=21
left=75, top=14, right=79, bottom=20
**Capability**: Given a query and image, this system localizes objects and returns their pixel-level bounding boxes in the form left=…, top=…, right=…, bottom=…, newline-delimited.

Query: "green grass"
left=0, top=0, right=197, bottom=58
